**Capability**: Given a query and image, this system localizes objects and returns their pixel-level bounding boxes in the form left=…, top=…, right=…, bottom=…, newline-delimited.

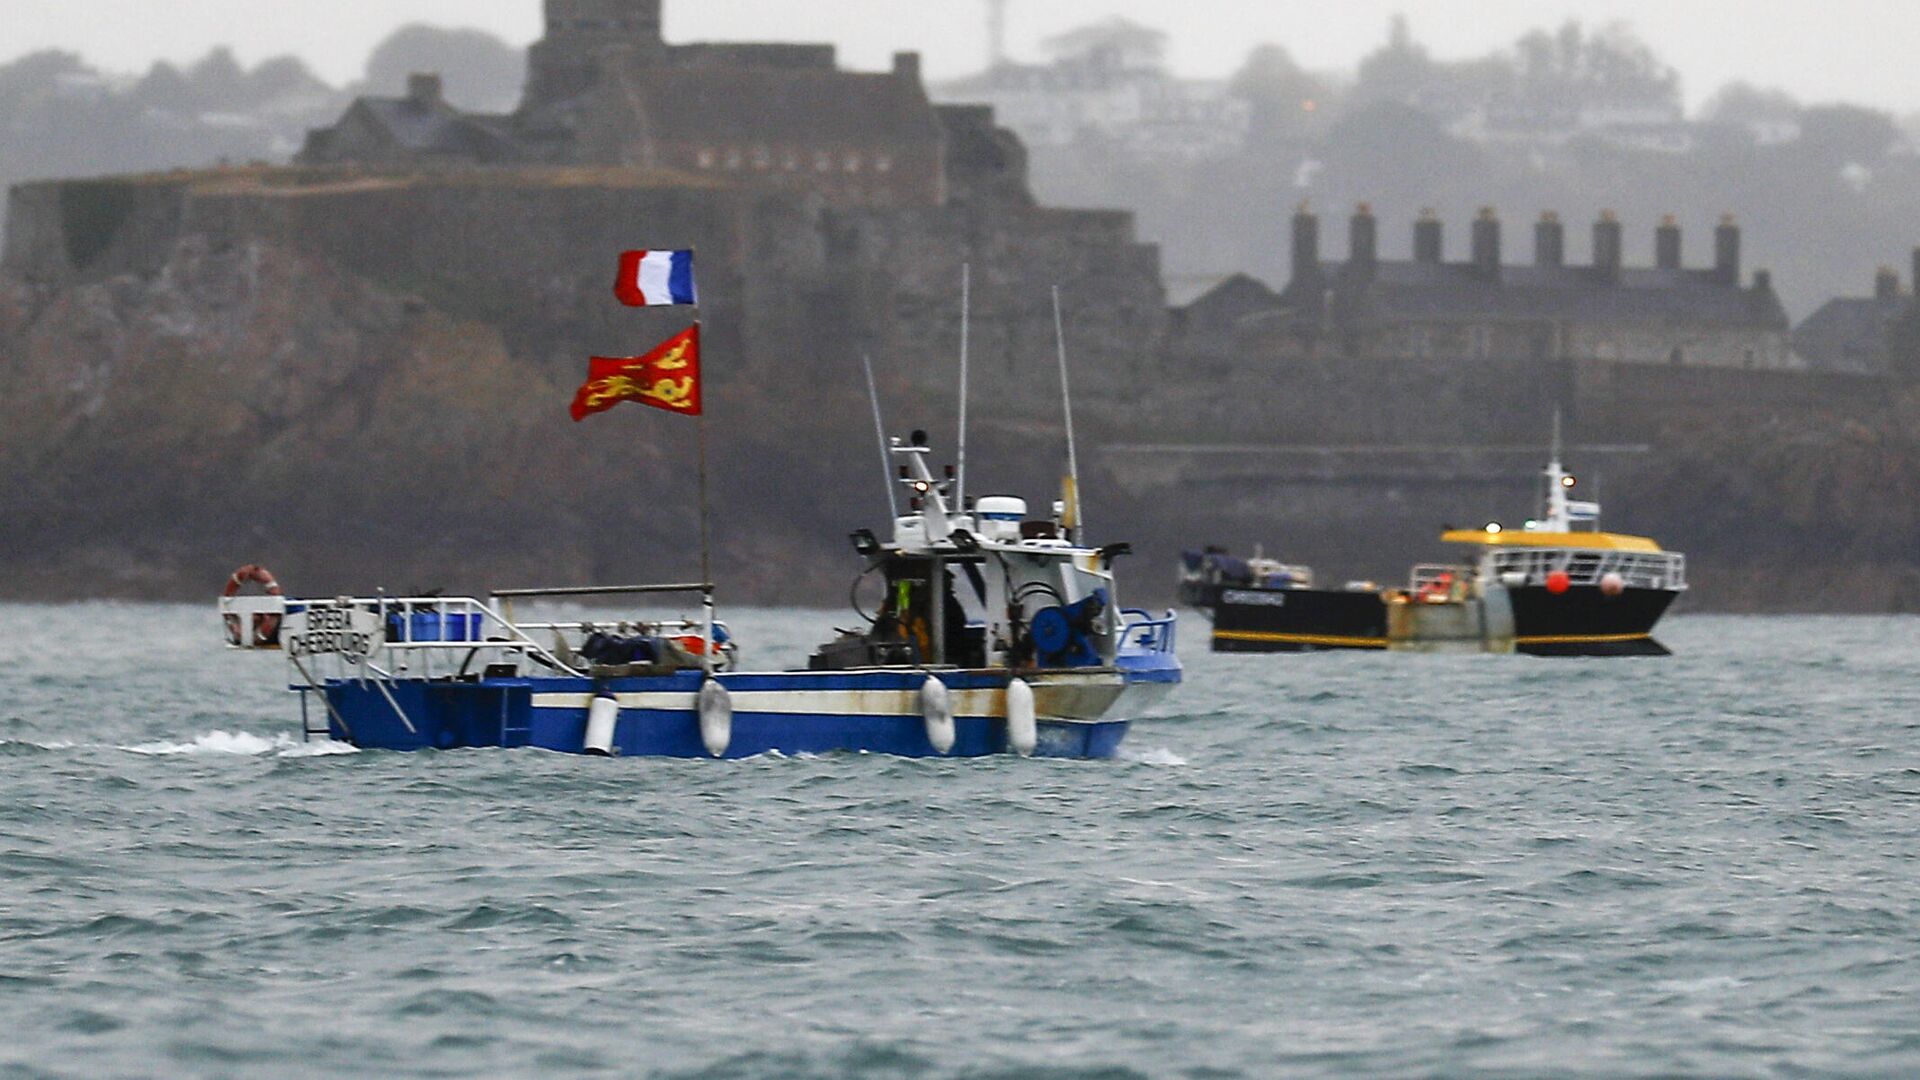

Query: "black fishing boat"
left=1183, top=436, right=1687, bottom=656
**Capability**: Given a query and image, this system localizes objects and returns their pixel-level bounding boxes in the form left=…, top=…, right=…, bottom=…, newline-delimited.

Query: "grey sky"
left=6, top=1, right=1916, bottom=114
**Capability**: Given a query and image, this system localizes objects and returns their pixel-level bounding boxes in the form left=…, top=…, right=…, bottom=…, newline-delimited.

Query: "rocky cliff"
left=4, top=165, right=1919, bottom=612
left=0, top=170, right=1140, bottom=605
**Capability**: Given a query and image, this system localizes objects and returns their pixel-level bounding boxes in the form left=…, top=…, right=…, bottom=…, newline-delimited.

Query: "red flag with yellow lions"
left=569, top=324, right=702, bottom=420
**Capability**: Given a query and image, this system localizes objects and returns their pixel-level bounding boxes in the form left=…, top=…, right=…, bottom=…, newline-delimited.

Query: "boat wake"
left=1120, top=745, right=1189, bottom=767
left=5, top=732, right=358, bottom=758
left=120, top=730, right=360, bottom=757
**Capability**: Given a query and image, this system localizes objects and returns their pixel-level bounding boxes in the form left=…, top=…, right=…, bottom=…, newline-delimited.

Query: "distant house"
left=1182, top=205, right=1794, bottom=369
left=299, top=0, right=1019, bottom=209
left=933, top=17, right=1250, bottom=163
left=301, top=75, right=520, bottom=165
left=1794, top=260, right=1918, bottom=373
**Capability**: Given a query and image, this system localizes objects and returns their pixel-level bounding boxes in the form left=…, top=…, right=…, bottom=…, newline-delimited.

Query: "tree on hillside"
left=363, top=25, right=525, bottom=113
left=1353, top=15, right=1438, bottom=106
left=1512, top=21, right=1679, bottom=113
left=1702, top=82, right=1802, bottom=126
left=1796, top=104, right=1900, bottom=163
left=1351, top=15, right=1512, bottom=128
left=1229, top=44, right=1329, bottom=142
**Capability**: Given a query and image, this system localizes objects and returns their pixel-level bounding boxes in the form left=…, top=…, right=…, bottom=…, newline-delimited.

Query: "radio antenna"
left=863, top=354, right=898, bottom=520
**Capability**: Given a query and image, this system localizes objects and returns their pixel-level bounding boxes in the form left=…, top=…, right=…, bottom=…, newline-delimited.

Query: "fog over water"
left=9, top=0, right=1920, bottom=113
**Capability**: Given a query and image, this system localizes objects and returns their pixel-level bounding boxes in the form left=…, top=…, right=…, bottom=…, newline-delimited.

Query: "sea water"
left=1, top=605, right=1917, bottom=1078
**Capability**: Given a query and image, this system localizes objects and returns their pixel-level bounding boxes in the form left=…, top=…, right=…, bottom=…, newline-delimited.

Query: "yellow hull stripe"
left=1215, top=629, right=1653, bottom=648
left=1513, top=632, right=1652, bottom=645
left=1213, top=629, right=1390, bottom=649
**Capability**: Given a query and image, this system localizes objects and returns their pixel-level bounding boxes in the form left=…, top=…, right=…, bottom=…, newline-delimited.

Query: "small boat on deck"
left=222, top=432, right=1180, bottom=759
left=1183, top=440, right=1687, bottom=656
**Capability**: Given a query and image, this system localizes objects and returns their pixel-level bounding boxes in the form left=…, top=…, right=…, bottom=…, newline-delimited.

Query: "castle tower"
left=525, top=0, right=665, bottom=110
left=544, top=0, right=661, bottom=42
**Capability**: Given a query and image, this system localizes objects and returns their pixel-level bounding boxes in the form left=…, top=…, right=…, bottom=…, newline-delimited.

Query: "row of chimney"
left=1292, top=205, right=1747, bottom=288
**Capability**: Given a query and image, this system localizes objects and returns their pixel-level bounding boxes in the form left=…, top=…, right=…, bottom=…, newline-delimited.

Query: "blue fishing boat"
left=219, top=251, right=1177, bottom=758
left=226, top=431, right=1179, bottom=760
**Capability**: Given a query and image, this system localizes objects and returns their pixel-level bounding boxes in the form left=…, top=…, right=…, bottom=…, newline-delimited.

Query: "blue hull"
left=310, top=670, right=1134, bottom=760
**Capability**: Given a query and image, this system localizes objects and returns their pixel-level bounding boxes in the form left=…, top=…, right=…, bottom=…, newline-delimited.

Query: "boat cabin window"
left=871, top=554, right=987, bottom=668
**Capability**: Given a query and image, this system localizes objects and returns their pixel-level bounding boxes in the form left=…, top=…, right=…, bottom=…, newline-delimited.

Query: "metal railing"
left=280, top=594, right=580, bottom=689
left=1120, top=608, right=1178, bottom=655
left=281, top=584, right=724, bottom=691
left=1408, top=565, right=1473, bottom=602
left=1485, top=548, right=1688, bottom=591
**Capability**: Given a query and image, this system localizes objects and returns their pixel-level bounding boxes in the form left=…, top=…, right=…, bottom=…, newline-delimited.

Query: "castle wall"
left=4, top=168, right=1166, bottom=423
left=2, top=178, right=192, bottom=286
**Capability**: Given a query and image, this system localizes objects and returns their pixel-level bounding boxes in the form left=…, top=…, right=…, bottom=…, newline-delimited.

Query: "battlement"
left=542, top=0, right=661, bottom=42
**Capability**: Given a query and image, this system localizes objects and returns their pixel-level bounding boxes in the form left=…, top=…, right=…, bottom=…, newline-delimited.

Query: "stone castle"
left=300, top=0, right=1023, bottom=209
left=4, top=0, right=1167, bottom=420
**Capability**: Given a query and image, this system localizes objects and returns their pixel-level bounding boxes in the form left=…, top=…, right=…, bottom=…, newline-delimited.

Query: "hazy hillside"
left=0, top=26, right=525, bottom=222
left=992, top=21, right=1920, bottom=320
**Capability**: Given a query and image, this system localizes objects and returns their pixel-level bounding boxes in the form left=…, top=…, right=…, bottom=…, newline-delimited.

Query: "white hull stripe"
left=527, top=688, right=1119, bottom=724
left=533, top=688, right=1002, bottom=716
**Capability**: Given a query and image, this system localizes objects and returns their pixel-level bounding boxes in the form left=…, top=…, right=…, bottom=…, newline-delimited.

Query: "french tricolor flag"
left=615, top=249, right=698, bottom=307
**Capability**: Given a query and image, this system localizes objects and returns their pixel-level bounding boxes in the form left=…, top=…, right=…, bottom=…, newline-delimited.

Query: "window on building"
left=874, top=154, right=893, bottom=174
left=815, top=152, right=833, bottom=172
left=697, top=148, right=715, bottom=169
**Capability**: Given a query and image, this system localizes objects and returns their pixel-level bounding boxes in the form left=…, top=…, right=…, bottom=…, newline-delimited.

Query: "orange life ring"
left=222, top=564, right=284, bottom=647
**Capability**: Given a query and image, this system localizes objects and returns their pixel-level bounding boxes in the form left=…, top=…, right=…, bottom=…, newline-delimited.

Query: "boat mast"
left=1052, top=286, right=1083, bottom=542
left=955, top=262, right=972, bottom=511
left=1542, top=407, right=1575, bottom=532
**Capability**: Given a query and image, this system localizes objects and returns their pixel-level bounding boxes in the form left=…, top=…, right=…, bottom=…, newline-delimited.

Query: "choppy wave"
left=1118, top=745, right=1189, bottom=766
left=2, top=607, right=1919, bottom=1078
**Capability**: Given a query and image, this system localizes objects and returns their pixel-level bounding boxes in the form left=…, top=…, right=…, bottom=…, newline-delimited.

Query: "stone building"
left=1182, top=205, right=1792, bottom=368
left=1793, top=255, right=1919, bottom=374
left=299, top=0, right=1009, bottom=209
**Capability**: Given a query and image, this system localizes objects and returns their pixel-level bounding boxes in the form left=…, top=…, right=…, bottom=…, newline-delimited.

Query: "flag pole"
left=696, top=316, right=714, bottom=676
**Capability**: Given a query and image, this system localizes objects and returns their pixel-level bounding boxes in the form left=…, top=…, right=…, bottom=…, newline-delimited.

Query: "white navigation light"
left=1561, top=475, right=1577, bottom=488
left=1486, top=522, right=1503, bottom=534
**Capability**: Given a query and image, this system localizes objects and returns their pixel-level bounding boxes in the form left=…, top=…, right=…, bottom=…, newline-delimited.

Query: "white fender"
left=1005, top=678, right=1038, bottom=757
left=698, top=679, right=733, bottom=758
left=920, top=676, right=956, bottom=755
left=584, top=692, right=618, bottom=757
